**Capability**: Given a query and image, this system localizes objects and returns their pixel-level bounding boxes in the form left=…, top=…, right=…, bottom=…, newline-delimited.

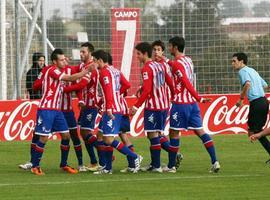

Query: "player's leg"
left=30, top=110, right=54, bottom=175
left=248, top=97, right=270, bottom=160
left=63, top=111, right=84, bottom=171
left=190, top=103, right=220, bottom=172
left=119, top=115, right=136, bottom=172
left=54, top=111, right=78, bottom=174
left=19, top=132, right=40, bottom=170
left=79, top=108, right=98, bottom=169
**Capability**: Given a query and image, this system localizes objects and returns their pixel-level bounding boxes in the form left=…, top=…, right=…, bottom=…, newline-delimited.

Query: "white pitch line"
left=0, top=174, right=263, bottom=187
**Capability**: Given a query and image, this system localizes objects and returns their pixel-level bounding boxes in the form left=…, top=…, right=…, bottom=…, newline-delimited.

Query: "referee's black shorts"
left=248, top=96, right=269, bottom=133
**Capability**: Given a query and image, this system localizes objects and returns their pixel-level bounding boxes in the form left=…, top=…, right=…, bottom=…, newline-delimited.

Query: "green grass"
left=1, top=134, right=270, bottom=200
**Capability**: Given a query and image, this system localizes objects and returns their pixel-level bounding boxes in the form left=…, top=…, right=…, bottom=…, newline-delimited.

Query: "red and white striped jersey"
left=169, top=55, right=201, bottom=104
left=120, top=94, right=129, bottom=116
left=134, top=60, right=174, bottom=111
left=38, top=66, right=66, bottom=110
left=81, top=69, right=99, bottom=108
left=99, top=65, right=130, bottom=114
left=61, top=66, right=77, bottom=112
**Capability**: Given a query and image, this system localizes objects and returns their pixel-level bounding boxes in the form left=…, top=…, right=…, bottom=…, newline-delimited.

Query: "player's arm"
left=63, top=77, right=89, bottom=93
left=132, top=67, right=153, bottom=112
left=119, top=72, right=131, bottom=95
left=33, top=67, right=48, bottom=91
left=236, top=71, right=251, bottom=107
left=61, top=68, right=89, bottom=82
left=173, top=62, right=202, bottom=102
left=164, top=66, right=175, bottom=98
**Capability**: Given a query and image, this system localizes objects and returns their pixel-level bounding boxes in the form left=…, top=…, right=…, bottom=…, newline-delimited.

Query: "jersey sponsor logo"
left=103, top=76, right=109, bottom=84
left=143, top=72, right=149, bottom=80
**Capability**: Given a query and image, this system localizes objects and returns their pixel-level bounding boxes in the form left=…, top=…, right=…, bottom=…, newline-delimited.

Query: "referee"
left=232, top=52, right=270, bottom=163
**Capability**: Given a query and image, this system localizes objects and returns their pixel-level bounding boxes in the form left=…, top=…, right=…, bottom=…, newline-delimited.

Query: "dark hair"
left=169, top=36, right=185, bottom=52
left=152, top=40, right=165, bottom=51
left=51, top=49, right=64, bottom=62
left=107, top=52, right=113, bottom=65
left=32, top=52, right=45, bottom=67
left=232, top=52, right=248, bottom=65
left=135, top=42, right=152, bottom=58
left=81, top=42, right=95, bottom=53
left=92, top=50, right=108, bottom=63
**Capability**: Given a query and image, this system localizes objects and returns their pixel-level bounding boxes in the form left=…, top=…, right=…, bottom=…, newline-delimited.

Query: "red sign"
left=111, top=8, right=141, bottom=95
left=0, top=94, right=269, bottom=141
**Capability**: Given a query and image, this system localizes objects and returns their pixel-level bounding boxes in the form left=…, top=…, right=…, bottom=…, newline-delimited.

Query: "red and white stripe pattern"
left=38, top=66, right=65, bottom=110
left=99, top=65, right=123, bottom=113
left=81, top=69, right=98, bottom=108
left=120, top=94, right=129, bottom=116
left=61, top=66, right=73, bottom=111
left=145, top=61, right=170, bottom=110
left=173, top=55, right=197, bottom=104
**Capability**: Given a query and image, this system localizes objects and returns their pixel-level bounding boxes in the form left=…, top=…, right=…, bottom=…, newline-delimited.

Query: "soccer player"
left=166, top=36, right=220, bottom=173
left=149, top=40, right=184, bottom=171
left=92, top=50, right=142, bottom=174
left=106, top=53, right=137, bottom=173
left=232, top=52, right=270, bottom=164
left=131, top=42, right=174, bottom=172
left=63, top=42, right=99, bottom=171
left=30, top=49, right=90, bottom=175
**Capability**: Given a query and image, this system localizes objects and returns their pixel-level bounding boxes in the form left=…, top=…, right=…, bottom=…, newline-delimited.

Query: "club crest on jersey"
left=54, top=69, right=61, bottom=75
left=103, top=76, right=109, bottom=84
left=143, top=72, right=149, bottom=80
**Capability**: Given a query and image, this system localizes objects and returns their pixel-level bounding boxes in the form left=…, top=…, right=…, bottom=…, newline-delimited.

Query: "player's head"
left=92, top=50, right=109, bottom=69
left=232, top=52, right=248, bottom=70
left=152, top=40, right=165, bottom=61
left=135, top=42, right=152, bottom=63
left=107, top=52, right=113, bottom=65
left=80, top=42, right=95, bottom=63
left=168, top=36, right=185, bottom=55
left=32, top=52, right=45, bottom=68
left=51, top=49, right=66, bottom=69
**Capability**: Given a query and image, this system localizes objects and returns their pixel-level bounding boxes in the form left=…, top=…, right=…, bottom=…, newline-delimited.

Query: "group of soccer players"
left=19, top=36, right=220, bottom=175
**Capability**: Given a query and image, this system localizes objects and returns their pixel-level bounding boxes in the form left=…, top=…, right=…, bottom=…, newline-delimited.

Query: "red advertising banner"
left=111, top=8, right=141, bottom=95
left=0, top=94, right=269, bottom=141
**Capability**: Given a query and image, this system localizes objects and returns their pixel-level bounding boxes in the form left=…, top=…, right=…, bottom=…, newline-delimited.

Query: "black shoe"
left=175, top=153, right=184, bottom=169
left=265, top=159, right=270, bottom=165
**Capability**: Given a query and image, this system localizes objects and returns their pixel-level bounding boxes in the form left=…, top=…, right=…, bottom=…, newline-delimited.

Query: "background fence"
left=1, top=0, right=270, bottom=100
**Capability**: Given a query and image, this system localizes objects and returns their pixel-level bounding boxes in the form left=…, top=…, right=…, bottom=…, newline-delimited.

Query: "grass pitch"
left=0, top=134, right=270, bottom=200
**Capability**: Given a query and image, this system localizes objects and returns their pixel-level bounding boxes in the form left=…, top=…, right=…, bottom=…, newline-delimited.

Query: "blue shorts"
left=35, top=110, right=69, bottom=136
left=63, top=111, right=77, bottom=130
left=99, top=113, right=122, bottom=136
left=119, top=115, right=130, bottom=133
left=144, top=110, right=168, bottom=132
left=78, top=108, right=98, bottom=131
left=170, top=103, right=202, bottom=130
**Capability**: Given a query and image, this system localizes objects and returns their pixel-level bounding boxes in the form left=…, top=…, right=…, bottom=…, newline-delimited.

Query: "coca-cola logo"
left=0, top=101, right=39, bottom=141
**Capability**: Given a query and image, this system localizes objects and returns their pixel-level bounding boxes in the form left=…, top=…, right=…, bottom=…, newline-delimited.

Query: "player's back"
left=145, top=60, right=169, bottom=110
left=173, top=55, right=197, bottom=104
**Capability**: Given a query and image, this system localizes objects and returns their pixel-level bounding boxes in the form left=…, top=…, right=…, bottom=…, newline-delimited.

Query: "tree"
left=219, top=0, right=245, bottom=18
left=252, top=1, right=270, bottom=17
